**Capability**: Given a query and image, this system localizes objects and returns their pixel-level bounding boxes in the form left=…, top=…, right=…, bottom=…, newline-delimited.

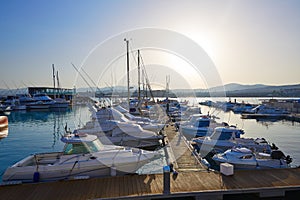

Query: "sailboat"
left=51, top=64, right=69, bottom=109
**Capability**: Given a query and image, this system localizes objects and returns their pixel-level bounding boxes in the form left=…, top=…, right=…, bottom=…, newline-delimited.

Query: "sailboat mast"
left=56, top=71, right=60, bottom=89
left=138, top=49, right=141, bottom=101
left=52, top=64, right=56, bottom=98
left=124, top=38, right=130, bottom=108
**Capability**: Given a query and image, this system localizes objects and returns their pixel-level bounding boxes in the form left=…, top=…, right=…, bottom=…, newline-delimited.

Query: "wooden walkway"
left=1, top=168, right=300, bottom=199
left=163, top=124, right=205, bottom=172
left=1, top=124, right=300, bottom=199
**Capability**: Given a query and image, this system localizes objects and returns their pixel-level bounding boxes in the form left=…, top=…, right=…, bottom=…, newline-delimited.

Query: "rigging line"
left=139, top=54, right=155, bottom=102
left=78, top=65, right=104, bottom=94
left=28, top=81, right=37, bottom=87
left=71, top=63, right=95, bottom=93
left=12, top=81, right=20, bottom=94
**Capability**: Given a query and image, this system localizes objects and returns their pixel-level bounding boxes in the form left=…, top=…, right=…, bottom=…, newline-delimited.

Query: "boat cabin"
left=210, top=127, right=244, bottom=140
left=61, top=134, right=104, bottom=155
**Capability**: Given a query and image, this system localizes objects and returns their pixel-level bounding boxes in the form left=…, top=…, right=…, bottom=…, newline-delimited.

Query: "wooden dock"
left=1, top=124, right=300, bottom=199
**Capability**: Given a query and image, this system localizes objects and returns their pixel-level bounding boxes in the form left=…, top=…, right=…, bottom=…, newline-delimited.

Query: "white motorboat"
left=76, top=119, right=164, bottom=150
left=92, top=105, right=165, bottom=133
left=191, top=127, right=274, bottom=157
left=2, top=133, right=160, bottom=183
left=114, top=105, right=154, bottom=123
left=51, top=97, right=69, bottom=109
left=242, top=104, right=290, bottom=117
left=26, top=101, right=51, bottom=110
left=212, top=147, right=292, bottom=169
left=176, top=114, right=213, bottom=140
left=175, top=114, right=228, bottom=140
left=17, top=94, right=35, bottom=105
left=0, top=116, right=8, bottom=139
left=32, top=93, right=69, bottom=109
left=232, top=103, right=254, bottom=113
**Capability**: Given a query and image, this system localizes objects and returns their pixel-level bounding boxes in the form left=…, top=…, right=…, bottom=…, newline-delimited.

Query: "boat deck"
left=1, top=124, right=300, bottom=199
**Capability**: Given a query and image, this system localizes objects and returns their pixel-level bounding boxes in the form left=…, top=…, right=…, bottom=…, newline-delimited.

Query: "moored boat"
left=2, top=133, right=160, bottom=183
left=212, top=147, right=292, bottom=169
left=191, top=127, right=275, bottom=157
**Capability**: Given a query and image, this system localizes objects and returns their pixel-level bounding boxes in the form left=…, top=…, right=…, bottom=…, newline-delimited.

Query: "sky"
left=1, top=0, right=300, bottom=90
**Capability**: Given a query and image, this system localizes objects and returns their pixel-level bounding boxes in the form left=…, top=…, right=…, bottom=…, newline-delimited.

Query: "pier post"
left=163, top=165, right=170, bottom=194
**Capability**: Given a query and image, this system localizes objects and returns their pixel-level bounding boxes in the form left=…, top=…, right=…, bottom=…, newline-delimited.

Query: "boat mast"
left=52, top=64, right=56, bottom=98
left=56, top=71, right=60, bottom=97
left=166, top=75, right=170, bottom=99
left=138, top=49, right=141, bottom=101
left=124, top=38, right=130, bottom=109
left=56, top=71, right=60, bottom=89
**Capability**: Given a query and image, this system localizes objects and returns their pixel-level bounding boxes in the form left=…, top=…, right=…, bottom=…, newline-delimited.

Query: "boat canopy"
left=211, top=127, right=244, bottom=140
left=61, top=134, right=104, bottom=155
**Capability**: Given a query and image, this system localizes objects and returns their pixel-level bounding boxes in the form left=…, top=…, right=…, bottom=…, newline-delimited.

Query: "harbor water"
left=1, top=97, right=300, bottom=182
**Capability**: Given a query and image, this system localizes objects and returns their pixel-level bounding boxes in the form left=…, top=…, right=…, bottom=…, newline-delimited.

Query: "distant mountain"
left=208, top=83, right=268, bottom=92
left=1, top=83, right=300, bottom=97
left=225, top=83, right=300, bottom=97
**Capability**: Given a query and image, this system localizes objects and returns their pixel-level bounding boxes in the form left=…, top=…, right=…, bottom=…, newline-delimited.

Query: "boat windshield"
left=63, top=139, right=104, bottom=155
left=211, top=131, right=233, bottom=140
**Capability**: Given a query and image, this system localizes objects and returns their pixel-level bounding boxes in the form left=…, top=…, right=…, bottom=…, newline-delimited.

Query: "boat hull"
left=2, top=151, right=155, bottom=183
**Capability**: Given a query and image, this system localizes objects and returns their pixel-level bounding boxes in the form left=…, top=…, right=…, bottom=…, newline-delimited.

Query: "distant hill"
left=1, top=83, right=300, bottom=97
left=210, top=83, right=268, bottom=92
left=224, top=84, right=300, bottom=97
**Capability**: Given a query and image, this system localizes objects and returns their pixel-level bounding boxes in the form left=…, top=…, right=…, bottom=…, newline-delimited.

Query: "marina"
left=1, top=1, right=300, bottom=199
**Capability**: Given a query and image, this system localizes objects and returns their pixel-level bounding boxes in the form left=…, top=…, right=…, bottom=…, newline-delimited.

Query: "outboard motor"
left=285, top=155, right=293, bottom=164
left=271, top=150, right=285, bottom=160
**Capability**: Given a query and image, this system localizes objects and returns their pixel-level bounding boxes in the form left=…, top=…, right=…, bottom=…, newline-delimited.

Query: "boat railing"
left=58, top=154, right=90, bottom=165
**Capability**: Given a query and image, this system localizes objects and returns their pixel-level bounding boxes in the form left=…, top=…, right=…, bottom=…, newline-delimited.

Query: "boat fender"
left=90, top=156, right=96, bottom=160
left=201, top=158, right=211, bottom=168
left=33, top=171, right=40, bottom=182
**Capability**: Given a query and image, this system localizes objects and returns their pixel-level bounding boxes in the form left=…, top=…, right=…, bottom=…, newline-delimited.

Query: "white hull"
left=3, top=148, right=157, bottom=183
left=180, top=126, right=212, bottom=140
left=195, top=138, right=271, bottom=156
left=212, top=148, right=290, bottom=170
left=77, top=128, right=162, bottom=150
left=214, top=157, right=289, bottom=170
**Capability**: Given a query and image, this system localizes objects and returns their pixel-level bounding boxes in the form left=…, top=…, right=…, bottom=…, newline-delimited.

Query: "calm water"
left=1, top=97, right=300, bottom=182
